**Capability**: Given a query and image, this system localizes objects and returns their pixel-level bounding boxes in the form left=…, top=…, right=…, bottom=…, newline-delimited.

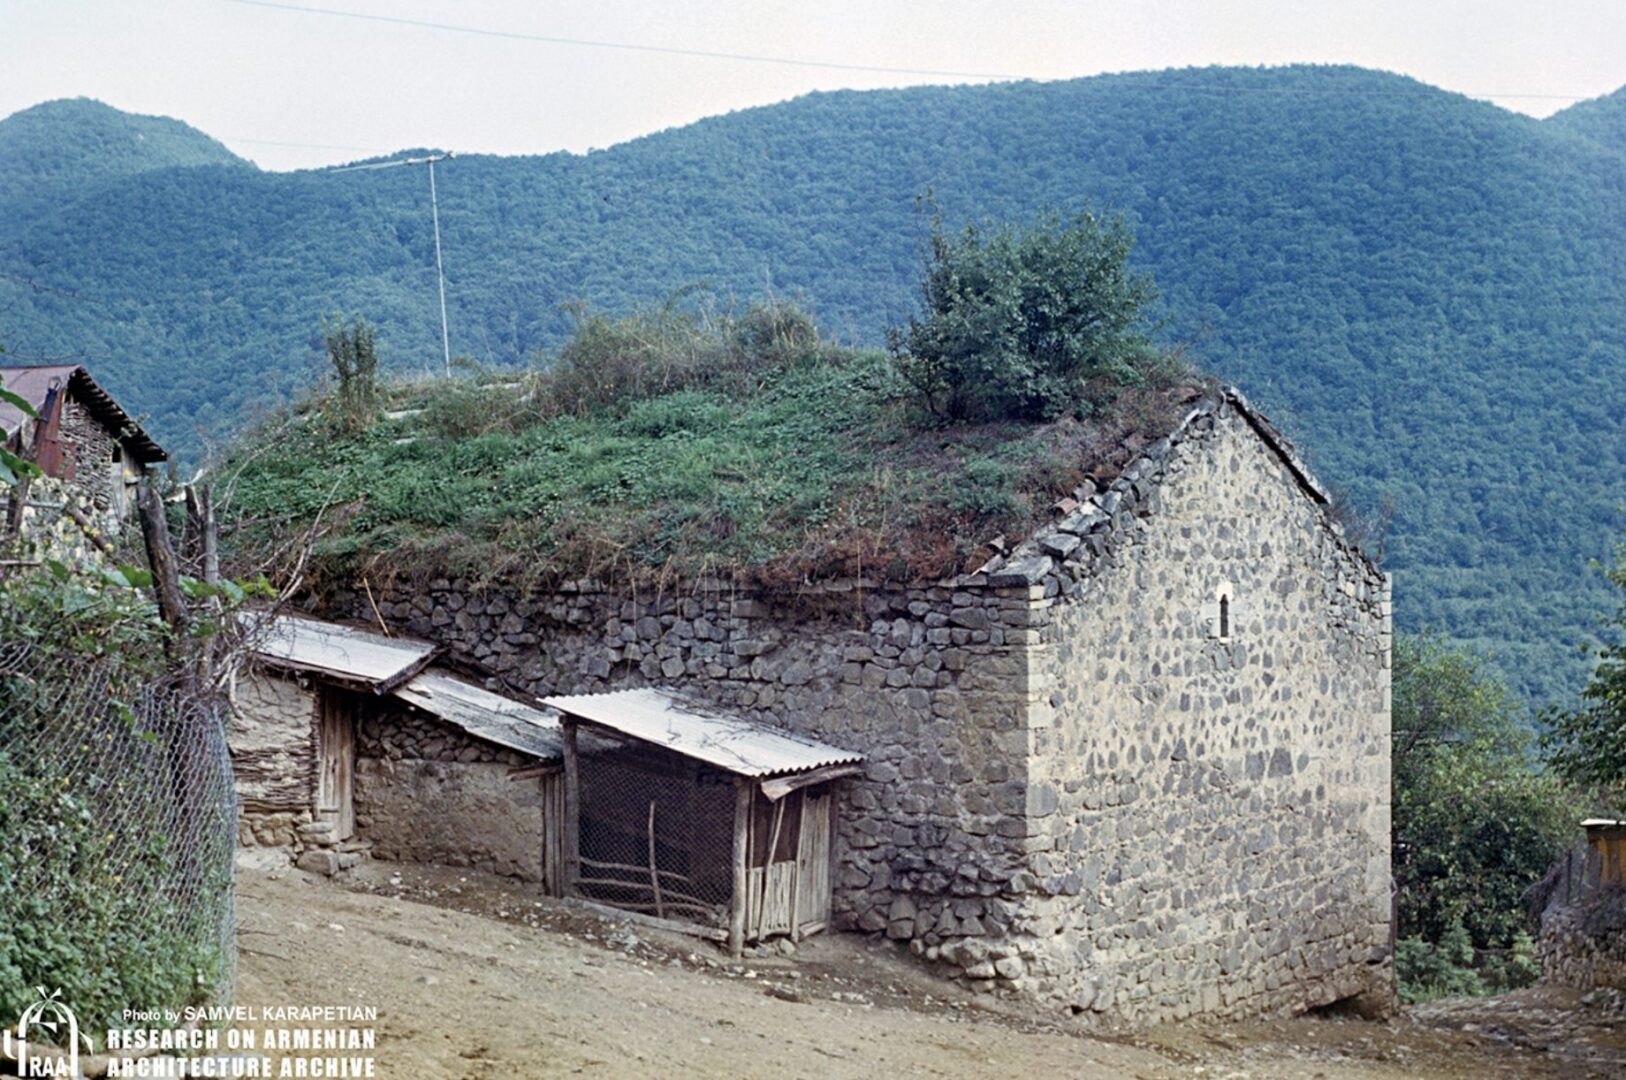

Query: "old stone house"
left=0, top=364, right=167, bottom=538
left=322, top=387, right=1393, bottom=1025
left=233, top=613, right=566, bottom=885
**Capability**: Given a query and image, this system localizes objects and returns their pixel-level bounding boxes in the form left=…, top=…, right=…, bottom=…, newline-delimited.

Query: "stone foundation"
left=1541, top=890, right=1626, bottom=992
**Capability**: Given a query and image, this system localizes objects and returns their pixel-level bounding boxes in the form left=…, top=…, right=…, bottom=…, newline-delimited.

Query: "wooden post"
left=647, top=799, right=664, bottom=919
left=184, top=483, right=219, bottom=586
left=137, top=477, right=189, bottom=640
left=729, top=778, right=750, bottom=959
left=562, top=721, right=581, bottom=899
left=789, top=789, right=805, bottom=943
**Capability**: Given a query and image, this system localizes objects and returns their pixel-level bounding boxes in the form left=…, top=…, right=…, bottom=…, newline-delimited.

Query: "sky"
left=4, top=0, right=1626, bottom=171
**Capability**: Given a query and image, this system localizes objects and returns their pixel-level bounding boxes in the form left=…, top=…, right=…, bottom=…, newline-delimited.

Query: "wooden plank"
left=789, top=789, right=805, bottom=943
left=729, top=778, right=750, bottom=958
left=562, top=721, right=581, bottom=898
left=561, top=898, right=728, bottom=943
left=759, top=763, right=863, bottom=801
left=372, top=644, right=446, bottom=696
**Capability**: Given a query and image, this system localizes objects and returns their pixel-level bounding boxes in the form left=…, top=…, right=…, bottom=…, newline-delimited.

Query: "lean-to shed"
left=544, top=688, right=862, bottom=955
left=233, top=612, right=564, bottom=886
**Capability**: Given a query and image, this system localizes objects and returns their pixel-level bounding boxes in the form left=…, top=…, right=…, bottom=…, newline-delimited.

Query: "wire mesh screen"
left=577, top=740, right=737, bottom=929
left=0, top=639, right=238, bottom=1036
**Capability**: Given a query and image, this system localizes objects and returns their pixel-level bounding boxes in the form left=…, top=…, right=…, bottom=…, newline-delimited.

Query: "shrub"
left=889, top=207, right=1178, bottom=423
left=323, top=317, right=381, bottom=435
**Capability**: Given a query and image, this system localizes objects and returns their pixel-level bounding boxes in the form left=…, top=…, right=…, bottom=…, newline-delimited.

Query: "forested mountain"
left=1, top=66, right=1622, bottom=703
left=0, top=98, right=246, bottom=220
left=1546, top=85, right=1626, bottom=152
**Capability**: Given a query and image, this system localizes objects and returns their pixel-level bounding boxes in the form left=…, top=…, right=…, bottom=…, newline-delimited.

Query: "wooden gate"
left=316, top=691, right=356, bottom=841
left=743, top=787, right=833, bottom=942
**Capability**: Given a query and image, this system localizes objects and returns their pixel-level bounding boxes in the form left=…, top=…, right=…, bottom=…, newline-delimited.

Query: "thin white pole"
left=427, top=157, right=452, bottom=377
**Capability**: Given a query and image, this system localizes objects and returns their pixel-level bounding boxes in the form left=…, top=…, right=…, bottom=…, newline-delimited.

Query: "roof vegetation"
left=221, top=295, right=1198, bottom=591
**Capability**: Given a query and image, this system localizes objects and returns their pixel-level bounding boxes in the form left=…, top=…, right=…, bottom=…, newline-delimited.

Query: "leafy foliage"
left=890, top=208, right=1172, bottom=421
left=0, top=566, right=227, bottom=1037
left=1391, top=634, right=1580, bottom=1001
left=0, top=373, right=41, bottom=487
left=4, top=67, right=1625, bottom=699
left=1541, top=537, right=1626, bottom=797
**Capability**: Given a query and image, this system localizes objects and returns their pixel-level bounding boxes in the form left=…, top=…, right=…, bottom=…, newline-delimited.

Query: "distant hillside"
left=1, top=66, right=1622, bottom=703
left=0, top=98, right=245, bottom=219
left=1546, top=86, right=1626, bottom=151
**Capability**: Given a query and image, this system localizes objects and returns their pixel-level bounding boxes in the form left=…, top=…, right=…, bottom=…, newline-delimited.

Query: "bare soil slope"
left=233, top=862, right=1626, bottom=1078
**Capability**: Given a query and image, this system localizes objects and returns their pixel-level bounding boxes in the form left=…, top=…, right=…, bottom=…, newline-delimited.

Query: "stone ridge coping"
left=974, top=388, right=1387, bottom=591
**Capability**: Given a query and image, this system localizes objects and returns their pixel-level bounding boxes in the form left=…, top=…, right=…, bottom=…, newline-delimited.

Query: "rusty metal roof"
left=247, top=612, right=438, bottom=689
left=0, top=364, right=167, bottom=463
left=542, top=687, right=862, bottom=777
left=393, top=671, right=561, bottom=761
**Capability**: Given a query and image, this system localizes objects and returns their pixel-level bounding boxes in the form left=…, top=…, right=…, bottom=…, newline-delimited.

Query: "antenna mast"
left=329, top=151, right=456, bottom=376
left=427, top=156, right=451, bottom=377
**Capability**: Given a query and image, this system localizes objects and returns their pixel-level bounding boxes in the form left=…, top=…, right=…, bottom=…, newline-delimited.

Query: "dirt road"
left=232, top=861, right=1626, bottom=1078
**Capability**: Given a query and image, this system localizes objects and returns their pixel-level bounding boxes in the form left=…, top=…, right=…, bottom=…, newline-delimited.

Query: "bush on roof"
left=889, top=207, right=1181, bottom=423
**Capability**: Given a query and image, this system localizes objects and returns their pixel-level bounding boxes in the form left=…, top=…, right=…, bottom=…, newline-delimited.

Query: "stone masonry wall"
left=334, top=394, right=1393, bottom=1024
left=353, top=704, right=550, bottom=881
left=1541, top=890, right=1626, bottom=992
left=345, top=573, right=1040, bottom=968
left=230, top=672, right=318, bottom=848
left=1009, top=403, right=1393, bottom=1023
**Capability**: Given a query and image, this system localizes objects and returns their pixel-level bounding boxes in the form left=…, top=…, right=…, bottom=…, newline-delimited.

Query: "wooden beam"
left=759, top=762, right=863, bottom=801
left=562, top=720, right=582, bottom=899
left=372, top=644, right=446, bottom=696
left=730, top=777, right=750, bottom=959
left=560, top=898, right=728, bottom=943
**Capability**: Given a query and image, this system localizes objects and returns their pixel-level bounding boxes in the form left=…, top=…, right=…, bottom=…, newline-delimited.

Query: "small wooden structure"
left=1583, top=819, right=1626, bottom=887
left=544, top=688, right=862, bottom=956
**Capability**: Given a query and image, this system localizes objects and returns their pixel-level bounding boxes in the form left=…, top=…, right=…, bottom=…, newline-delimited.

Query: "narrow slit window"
left=1218, top=595, right=1230, bottom=639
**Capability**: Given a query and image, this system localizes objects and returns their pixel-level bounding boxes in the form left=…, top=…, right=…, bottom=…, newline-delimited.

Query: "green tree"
left=888, top=207, right=1170, bottom=422
left=1542, top=538, right=1626, bottom=797
left=1392, top=634, right=1578, bottom=1001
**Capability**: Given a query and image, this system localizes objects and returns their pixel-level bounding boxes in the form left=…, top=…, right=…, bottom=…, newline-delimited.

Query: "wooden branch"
left=61, top=501, right=118, bottom=557
left=648, top=800, right=664, bottom=919
left=506, top=765, right=561, bottom=782
left=578, top=857, right=694, bottom=884
left=138, top=478, right=190, bottom=639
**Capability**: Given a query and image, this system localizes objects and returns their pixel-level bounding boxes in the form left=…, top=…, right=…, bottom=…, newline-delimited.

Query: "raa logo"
left=2, top=987, right=93, bottom=1078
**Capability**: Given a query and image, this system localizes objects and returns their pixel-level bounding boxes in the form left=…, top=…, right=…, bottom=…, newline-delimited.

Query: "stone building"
left=331, top=387, right=1394, bottom=1025
left=233, top=613, right=566, bottom=885
left=0, top=364, right=167, bottom=537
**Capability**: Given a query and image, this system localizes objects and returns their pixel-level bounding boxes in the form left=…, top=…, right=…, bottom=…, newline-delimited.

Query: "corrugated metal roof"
left=394, top=671, right=562, bottom=761
left=542, top=687, right=862, bottom=777
left=247, top=612, right=438, bottom=688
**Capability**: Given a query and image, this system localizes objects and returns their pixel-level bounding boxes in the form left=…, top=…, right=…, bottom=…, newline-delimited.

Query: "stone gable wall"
left=336, top=398, right=1393, bottom=1024
left=1012, top=405, right=1393, bottom=1022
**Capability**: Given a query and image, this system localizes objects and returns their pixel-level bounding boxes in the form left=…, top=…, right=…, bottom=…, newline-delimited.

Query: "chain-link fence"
left=576, top=737, right=832, bottom=942
left=577, top=741, right=737, bottom=930
left=0, top=639, right=238, bottom=1039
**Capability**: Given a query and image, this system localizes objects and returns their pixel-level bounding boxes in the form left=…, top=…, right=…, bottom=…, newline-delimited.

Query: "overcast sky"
left=5, top=0, right=1625, bottom=171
